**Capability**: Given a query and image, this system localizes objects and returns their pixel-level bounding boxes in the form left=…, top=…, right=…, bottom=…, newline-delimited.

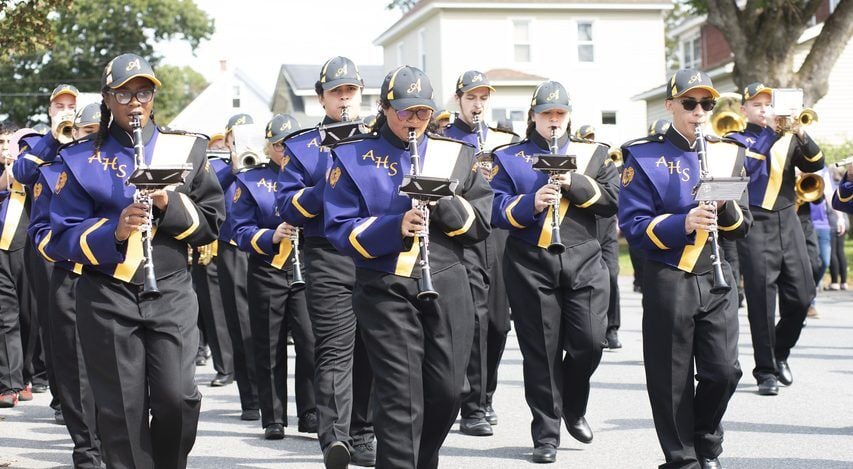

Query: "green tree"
left=687, top=0, right=853, bottom=105
left=0, top=0, right=73, bottom=60
left=154, top=64, right=208, bottom=124
left=0, top=0, right=213, bottom=125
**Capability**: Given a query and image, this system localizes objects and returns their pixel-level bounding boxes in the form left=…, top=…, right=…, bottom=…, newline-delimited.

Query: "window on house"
left=577, top=21, right=595, bottom=63
left=232, top=85, right=240, bottom=108
left=601, top=111, right=617, bottom=125
left=680, top=36, right=701, bottom=69
left=418, top=29, right=427, bottom=72
left=513, top=20, right=531, bottom=62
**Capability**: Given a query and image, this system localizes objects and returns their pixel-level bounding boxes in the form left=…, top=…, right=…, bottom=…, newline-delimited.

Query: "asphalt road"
left=2, top=278, right=852, bottom=468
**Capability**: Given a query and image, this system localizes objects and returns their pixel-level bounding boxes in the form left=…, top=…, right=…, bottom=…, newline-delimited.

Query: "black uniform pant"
left=247, top=258, right=315, bottom=428
left=719, top=238, right=741, bottom=301
left=216, top=243, right=257, bottom=410
left=484, top=229, right=511, bottom=406
left=353, top=264, right=474, bottom=469
left=304, top=239, right=373, bottom=450
left=829, top=228, right=848, bottom=284
left=642, top=261, right=742, bottom=468
left=22, top=243, right=54, bottom=401
left=77, top=269, right=201, bottom=469
left=737, top=207, right=814, bottom=380
left=461, top=251, right=489, bottom=420
left=503, top=237, right=609, bottom=448
left=629, top=244, right=646, bottom=291
left=598, top=216, right=621, bottom=331
left=0, top=248, right=25, bottom=393
left=49, top=267, right=101, bottom=468
left=191, top=258, right=234, bottom=376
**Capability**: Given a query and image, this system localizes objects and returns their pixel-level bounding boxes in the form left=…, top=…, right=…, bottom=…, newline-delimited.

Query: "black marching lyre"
left=398, top=128, right=458, bottom=300
left=531, top=127, right=577, bottom=254
left=127, top=114, right=192, bottom=300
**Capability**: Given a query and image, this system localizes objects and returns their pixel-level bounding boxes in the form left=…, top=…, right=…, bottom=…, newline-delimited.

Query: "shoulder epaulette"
left=329, top=131, right=380, bottom=149
left=57, top=134, right=96, bottom=152
left=158, top=126, right=207, bottom=140
left=487, top=126, right=519, bottom=138
left=18, top=132, right=43, bottom=142
left=492, top=139, right=526, bottom=154
left=621, top=134, right=665, bottom=149
left=282, top=127, right=317, bottom=143
left=707, top=135, right=745, bottom=148
left=427, top=132, right=475, bottom=149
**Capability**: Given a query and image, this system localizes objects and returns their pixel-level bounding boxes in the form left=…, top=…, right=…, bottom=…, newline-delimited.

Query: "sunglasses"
left=396, top=108, right=433, bottom=121
left=679, top=98, right=716, bottom=112
left=272, top=142, right=285, bottom=151
left=107, top=88, right=155, bottom=105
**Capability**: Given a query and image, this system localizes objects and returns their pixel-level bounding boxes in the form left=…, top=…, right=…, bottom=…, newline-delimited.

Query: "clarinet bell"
left=417, top=275, right=439, bottom=301
left=547, top=242, right=566, bottom=255
left=710, top=269, right=731, bottom=294
left=140, top=284, right=162, bottom=301
left=291, top=268, right=306, bottom=292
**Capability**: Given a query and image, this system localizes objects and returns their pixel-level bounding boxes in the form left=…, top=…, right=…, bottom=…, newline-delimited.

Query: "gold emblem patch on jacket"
left=621, top=166, right=635, bottom=187
left=329, top=167, right=341, bottom=188
left=55, top=172, right=68, bottom=194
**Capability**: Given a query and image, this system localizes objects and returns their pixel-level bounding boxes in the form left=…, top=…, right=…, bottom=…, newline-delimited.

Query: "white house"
left=169, top=61, right=273, bottom=137
left=633, top=0, right=852, bottom=145
left=374, top=0, right=673, bottom=145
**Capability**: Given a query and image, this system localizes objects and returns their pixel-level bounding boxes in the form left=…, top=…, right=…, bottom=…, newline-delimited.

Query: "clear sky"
left=157, top=0, right=402, bottom=93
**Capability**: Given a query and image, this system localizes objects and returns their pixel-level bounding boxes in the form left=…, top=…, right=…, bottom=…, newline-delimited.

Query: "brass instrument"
left=608, top=148, right=623, bottom=168
left=694, top=124, right=730, bottom=294
left=232, top=123, right=269, bottom=170
left=472, top=112, right=493, bottom=174
left=710, top=93, right=746, bottom=136
left=51, top=111, right=76, bottom=144
left=129, top=114, right=162, bottom=300
left=198, top=242, right=216, bottom=266
left=772, top=88, right=818, bottom=134
left=833, top=156, right=853, bottom=168
left=795, top=172, right=825, bottom=207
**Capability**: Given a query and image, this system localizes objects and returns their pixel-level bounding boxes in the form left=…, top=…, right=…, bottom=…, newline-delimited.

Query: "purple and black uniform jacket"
left=727, top=123, right=824, bottom=211
left=209, top=157, right=238, bottom=248
left=617, top=127, right=752, bottom=274
left=27, top=159, right=83, bottom=275
left=323, top=126, right=493, bottom=277
left=232, top=163, right=296, bottom=270
left=490, top=131, right=619, bottom=250
left=832, top=173, right=853, bottom=214
left=48, top=122, right=224, bottom=284
left=14, top=132, right=62, bottom=186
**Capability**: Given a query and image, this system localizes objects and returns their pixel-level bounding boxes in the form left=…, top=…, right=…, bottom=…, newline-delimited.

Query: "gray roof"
left=280, top=64, right=385, bottom=92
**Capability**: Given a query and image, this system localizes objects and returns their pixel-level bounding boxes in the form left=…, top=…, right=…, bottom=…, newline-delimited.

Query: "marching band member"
left=832, top=164, right=853, bottom=213
left=324, top=65, right=492, bottom=469
left=13, top=84, right=78, bottom=185
left=619, top=69, right=750, bottom=469
left=215, top=114, right=260, bottom=420
left=25, top=102, right=103, bottom=466
left=232, top=114, right=317, bottom=440
left=444, top=70, right=517, bottom=435
left=728, top=83, right=825, bottom=395
left=490, top=81, right=617, bottom=464
left=48, top=53, right=225, bottom=468
left=276, top=56, right=375, bottom=467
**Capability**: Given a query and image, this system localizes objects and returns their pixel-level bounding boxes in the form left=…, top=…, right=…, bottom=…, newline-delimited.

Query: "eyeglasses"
left=107, top=88, right=155, bottom=105
left=679, top=98, right=716, bottom=112
left=395, top=108, right=433, bottom=121
left=272, top=142, right=285, bottom=151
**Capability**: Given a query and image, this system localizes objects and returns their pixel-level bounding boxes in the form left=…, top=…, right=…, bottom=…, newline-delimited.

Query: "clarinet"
left=407, top=128, right=438, bottom=300
left=129, top=114, right=162, bottom=300
left=340, top=105, right=350, bottom=123
left=546, top=126, right=566, bottom=254
left=289, top=226, right=305, bottom=289
left=472, top=112, right=492, bottom=174
left=694, top=124, right=730, bottom=294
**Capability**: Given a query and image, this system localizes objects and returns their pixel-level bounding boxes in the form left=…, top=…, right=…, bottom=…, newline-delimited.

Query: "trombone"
left=833, top=156, right=853, bottom=168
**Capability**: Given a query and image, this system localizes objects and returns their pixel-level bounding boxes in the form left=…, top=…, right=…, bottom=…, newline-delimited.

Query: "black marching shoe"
left=776, top=360, right=793, bottom=386
left=264, top=423, right=285, bottom=440
left=350, top=441, right=376, bottom=467
left=460, top=417, right=493, bottom=436
left=484, top=403, right=498, bottom=426
left=54, top=408, right=65, bottom=425
left=240, top=409, right=260, bottom=421
left=605, top=328, right=622, bottom=349
left=531, top=445, right=556, bottom=464
left=210, top=372, right=234, bottom=387
left=323, top=441, right=351, bottom=469
left=757, top=376, right=779, bottom=396
left=195, top=347, right=209, bottom=366
left=566, top=416, right=593, bottom=444
left=699, top=456, right=722, bottom=469
left=31, top=383, right=49, bottom=393
left=298, top=409, right=319, bottom=433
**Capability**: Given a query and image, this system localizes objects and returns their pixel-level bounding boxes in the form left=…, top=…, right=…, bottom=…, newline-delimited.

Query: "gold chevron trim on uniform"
left=73, top=263, right=83, bottom=275
left=761, top=133, right=793, bottom=210
left=745, top=150, right=766, bottom=161
left=270, top=238, right=293, bottom=270
left=251, top=229, right=270, bottom=255
left=445, top=196, right=475, bottom=237
left=292, top=188, right=317, bottom=218
left=678, top=229, right=709, bottom=272
left=505, top=195, right=526, bottom=228
left=0, top=181, right=26, bottom=250
left=394, top=235, right=420, bottom=277
left=537, top=198, right=569, bottom=249
left=23, top=154, right=44, bottom=165
left=574, top=174, right=601, bottom=208
left=349, top=217, right=377, bottom=259
left=645, top=214, right=671, bottom=250
left=804, top=150, right=823, bottom=163
left=37, top=231, right=57, bottom=262
left=174, top=193, right=200, bottom=240
left=113, top=230, right=144, bottom=282
left=838, top=188, right=853, bottom=203
left=718, top=203, right=744, bottom=231
left=80, top=218, right=109, bottom=265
